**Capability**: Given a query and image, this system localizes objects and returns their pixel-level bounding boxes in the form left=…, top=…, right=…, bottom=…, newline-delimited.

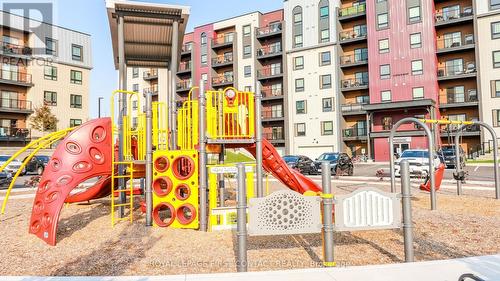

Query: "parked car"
left=394, top=149, right=442, bottom=177
left=314, top=152, right=354, bottom=176
left=22, top=155, right=50, bottom=175
left=0, top=171, right=12, bottom=187
left=438, top=145, right=465, bottom=169
left=0, top=155, right=23, bottom=175
left=282, top=155, right=317, bottom=175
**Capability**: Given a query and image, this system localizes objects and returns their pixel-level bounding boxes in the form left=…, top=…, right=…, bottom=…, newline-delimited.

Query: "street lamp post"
left=98, top=97, right=103, bottom=118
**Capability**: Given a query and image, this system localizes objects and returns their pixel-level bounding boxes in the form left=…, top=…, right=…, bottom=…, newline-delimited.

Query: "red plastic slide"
left=29, top=118, right=113, bottom=245
left=246, top=139, right=322, bottom=194
left=420, top=163, right=446, bottom=192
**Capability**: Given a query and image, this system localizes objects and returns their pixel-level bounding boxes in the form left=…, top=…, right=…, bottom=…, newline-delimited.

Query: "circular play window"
left=174, top=184, right=191, bottom=201
left=152, top=177, right=173, bottom=197
left=154, top=156, right=170, bottom=173
left=176, top=204, right=197, bottom=225
left=152, top=203, right=175, bottom=227
left=172, top=156, right=195, bottom=180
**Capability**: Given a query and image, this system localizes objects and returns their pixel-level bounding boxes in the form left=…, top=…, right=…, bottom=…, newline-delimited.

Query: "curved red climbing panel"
left=29, top=118, right=113, bottom=245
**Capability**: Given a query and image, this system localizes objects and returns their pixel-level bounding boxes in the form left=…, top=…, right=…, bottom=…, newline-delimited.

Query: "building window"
left=294, top=35, right=303, bottom=48
left=132, top=68, right=139, bottom=78
left=71, top=44, right=83, bottom=61
left=201, top=33, right=207, bottom=45
left=322, top=98, right=333, bottom=112
left=201, top=73, right=208, bottom=83
left=295, top=123, right=306, bottom=136
left=133, top=83, right=139, bottom=92
left=45, top=38, right=57, bottom=56
left=381, top=90, right=391, bottom=102
left=379, top=39, right=389, bottom=53
left=377, top=13, right=389, bottom=29
left=494, top=51, right=500, bottom=68
left=321, top=121, right=334, bottom=135
left=243, top=45, right=251, bottom=58
left=492, top=80, right=500, bottom=97
left=201, top=54, right=207, bottom=65
left=293, top=6, right=303, bottom=48
left=70, top=119, right=82, bottom=127
left=44, top=66, right=57, bottom=80
left=494, top=110, right=500, bottom=127
left=408, top=6, right=421, bottom=23
left=44, top=91, right=57, bottom=106
left=410, top=33, right=422, bottom=48
left=132, top=100, right=138, bottom=110
left=70, top=70, right=83, bottom=84
left=320, top=74, right=332, bottom=89
left=411, top=60, right=423, bottom=75
left=413, top=87, right=424, bottom=100
left=492, top=0, right=500, bottom=10
left=320, top=29, right=330, bottom=43
left=243, top=25, right=251, bottom=36
left=244, top=86, right=252, bottom=92
left=294, top=56, right=304, bottom=70
left=357, top=95, right=369, bottom=104
left=382, top=117, right=393, bottom=130
left=70, top=94, right=82, bottom=108
left=320, top=5, right=329, bottom=18
left=320, top=51, right=331, bottom=65
left=296, top=100, right=306, bottom=114
left=492, top=22, right=500, bottom=39
left=380, top=64, right=390, bottom=79
left=295, top=78, right=304, bottom=92
left=244, top=65, right=251, bottom=77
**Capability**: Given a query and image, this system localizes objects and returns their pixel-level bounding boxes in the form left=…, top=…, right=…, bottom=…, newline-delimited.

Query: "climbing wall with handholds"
left=29, top=118, right=113, bottom=245
left=152, top=150, right=199, bottom=229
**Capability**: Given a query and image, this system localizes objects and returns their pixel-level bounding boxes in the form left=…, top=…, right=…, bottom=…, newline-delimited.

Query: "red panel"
left=374, top=135, right=429, bottom=162
left=192, top=24, right=214, bottom=89
left=260, top=9, right=283, bottom=26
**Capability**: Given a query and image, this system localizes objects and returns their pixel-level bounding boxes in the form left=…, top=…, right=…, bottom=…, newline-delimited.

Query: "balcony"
left=435, top=7, right=473, bottom=27
left=341, top=103, right=367, bottom=115
left=1, top=42, right=32, bottom=58
left=212, top=75, right=234, bottom=87
left=176, top=79, right=192, bottom=92
left=256, top=44, right=282, bottom=60
left=143, top=84, right=158, bottom=96
left=436, top=34, right=475, bottom=54
left=261, top=86, right=283, bottom=100
left=338, top=3, right=366, bottom=21
left=181, top=43, right=193, bottom=55
left=437, top=62, right=476, bottom=81
left=339, top=28, right=367, bottom=45
left=211, top=54, right=233, bottom=68
left=256, top=23, right=283, bottom=39
left=0, top=99, right=33, bottom=114
left=262, top=110, right=284, bottom=121
left=440, top=90, right=478, bottom=109
left=340, top=77, right=368, bottom=91
left=0, top=70, right=33, bottom=87
left=143, top=69, right=158, bottom=80
left=177, top=61, right=192, bottom=74
left=0, top=127, right=31, bottom=143
left=440, top=123, right=480, bottom=137
left=257, top=66, right=283, bottom=80
left=263, top=131, right=285, bottom=143
left=343, top=127, right=368, bottom=141
left=212, top=33, right=234, bottom=49
left=340, top=52, right=368, bottom=68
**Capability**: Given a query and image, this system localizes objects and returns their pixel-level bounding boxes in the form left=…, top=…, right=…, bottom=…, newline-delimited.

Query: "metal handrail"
left=437, top=62, right=476, bottom=77
left=435, top=7, right=473, bottom=22
left=436, top=34, right=474, bottom=50
left=257, top=23, right=282, bottom=36
left=0, top=98, right=32, bottom=110
left=257, top=66, right=283, bottom=78
left=339, top=3, right=366, bottom=17
left=340, top=51, right=368, bottom=65
left=339, top=27, right=367, bottom=41
left=0, top=70, right=32, bottom=83
left=1, top=42, right=32, bottom=56
left=341, top=77, right=369, bottom=88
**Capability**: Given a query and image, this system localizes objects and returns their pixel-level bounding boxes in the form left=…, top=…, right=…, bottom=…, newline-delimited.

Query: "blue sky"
left=51, top=0, right=283, bottom=118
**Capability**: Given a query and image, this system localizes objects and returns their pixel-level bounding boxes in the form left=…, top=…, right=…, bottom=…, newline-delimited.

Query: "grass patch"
left=466, top=159, right=494, bottom=164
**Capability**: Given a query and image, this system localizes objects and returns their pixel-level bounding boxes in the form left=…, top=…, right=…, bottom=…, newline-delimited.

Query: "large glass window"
left=412, top=60, right=423, bottom=75
left=493, top=80, right=500, bottom=97
left=492, top=0, right=500, bottom=10
left=492, top=22, right=500, bottom=39
left=380, top=64, right=390, bottom=79
left=70, top=94, right=82, bottom=108
left=44, top=66, right=57, bottom=80
left=321, top=121, right=333, bottom=135
left=45, top=38, right=57, bottom=56
left=295, top=123, right=306, bottom=136
left=294, top=56, right=304, bottom=70
left=447, top=86, right=465, bottom=103
left=294, top=35, right=303, bottom=48
left=322, top=98, right=333, bottom=112
left=412, top=87, right=424, bottom=100
left=296, top=100, right=306, bottom=114
left=71, top=44, right=83, bottom=61
left=408, top=6, right=421, bottom=23
left=295, top=78, right=305, bottom=92
left=493, top=51, right=500, bottom=68
left=444, top=31, right=461, bottom=48
left=44, top=91, right=57, bottom=106
left=494, top=110, right=500, bottom=127
left=446, top=58, right=463, bottom=75
left=320, top=6, right=329, bottom=18
left=320, top=51, right=331, bottom=65
left=379, top=39, right=389, bottom=53
left=70, top=70, right=82, bottom=84
left=410, top=33, right=422, bottom=48
left=243, top=25, right=251, bottom=36
left=381, top=90, right=391, bottom=102
left=70, top=119, right=82, bottom=127
left=320, top=74, right=332, bottom=89
left=377, top=13, right=389, bottom=29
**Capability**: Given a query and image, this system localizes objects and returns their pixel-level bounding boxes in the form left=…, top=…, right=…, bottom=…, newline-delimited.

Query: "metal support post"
left=170, top=20, right=179, bottom=150
left=400, top=160, right=415, bottom=262
left=321, top=162, right=335, bottom=267
left=236, top=163, right=248, bottom=272
left=117, top=15, right=127, bottom=217
left=218, top=146, right=225, bottom=207
left=255, top=82, right=263, bottom=197
left=145, top=91, right=153, bottom=226
left=198, top=80, right=208, bottom=231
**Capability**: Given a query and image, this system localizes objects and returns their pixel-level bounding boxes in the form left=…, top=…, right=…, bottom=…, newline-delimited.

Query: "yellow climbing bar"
left=419, top=119, right=474, bottom=125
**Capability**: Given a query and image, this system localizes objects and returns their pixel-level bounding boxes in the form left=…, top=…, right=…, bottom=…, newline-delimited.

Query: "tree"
left=29, top=105, right=58, bottom=132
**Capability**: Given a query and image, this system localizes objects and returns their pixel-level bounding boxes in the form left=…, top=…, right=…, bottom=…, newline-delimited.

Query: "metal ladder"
left=111, top=161, right=134, bottom=226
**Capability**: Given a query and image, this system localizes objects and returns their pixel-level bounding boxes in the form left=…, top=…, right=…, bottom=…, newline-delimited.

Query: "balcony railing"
left=435, top=7, right=473, bottom=23
left=261, top=87, right=283, bottom=99
left=441, top=122, right=480, bottom=133
left=262, top=110, right=284, bottom=119
left=0, top=127, right=31, bottom=142
left=211, top=54, right=233, bottom=66
left=340, top=51, right=368, bottom=65
left=257, top=66, right=283, bottom=78
left=176, top=79, right=192, bottom=90
left=444, top=90, right=478, bottom=104
left=256, top=23, right=283, bottom=37
left=339, top=3, right=366, bottom=18
left=263, top=131, right=284, bottom=141
left=341, top=77, right=369, bottom=89
left=343, top=127, right=367, bottom=138
left=0, top=70, right=32, bottom=84
left=437, top=62, right=476, bottom=78
left=257, top=44, right=282, bottom=57
left=212, top=75, right=234, bottom=85
left=0, top=98, right=32, bottom=111
left=181, top=43, right=193, bottom=53
left=143, top=69, right=158, bottom=79
left=436, top=34, right=474, bottom=50
left=1, top=42, right=32, bottom=56
left=341, top=103, right=367, bottom=113
left=339, top=27, right=367, bottom=42
left=143, top=84, right=158, bottom=95
left=178, top=61, right=192, bottom=72
left=212, top=33, right=234, bottom=47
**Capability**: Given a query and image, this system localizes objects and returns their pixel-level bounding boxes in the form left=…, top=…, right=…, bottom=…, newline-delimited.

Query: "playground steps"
left=111, top=161, right=135, bottom=225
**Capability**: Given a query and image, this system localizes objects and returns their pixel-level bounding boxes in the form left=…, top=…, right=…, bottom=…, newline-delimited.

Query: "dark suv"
left=438, top=145, right=465, bottom=169
left=282, top=155, right=317, bottom=175
left=314, top=153, right=354, bottom=176
left=22, top=155, right=50, bottom=175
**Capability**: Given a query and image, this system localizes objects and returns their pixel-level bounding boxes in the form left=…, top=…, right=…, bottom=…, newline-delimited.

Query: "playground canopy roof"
left=106, top=0, right=190, bottom=69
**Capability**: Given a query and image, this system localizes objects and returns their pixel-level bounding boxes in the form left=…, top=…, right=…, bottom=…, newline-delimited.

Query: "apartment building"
left=284, top=0, right=341, bottom=158
left=0, top=11, right=91, bottom=146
